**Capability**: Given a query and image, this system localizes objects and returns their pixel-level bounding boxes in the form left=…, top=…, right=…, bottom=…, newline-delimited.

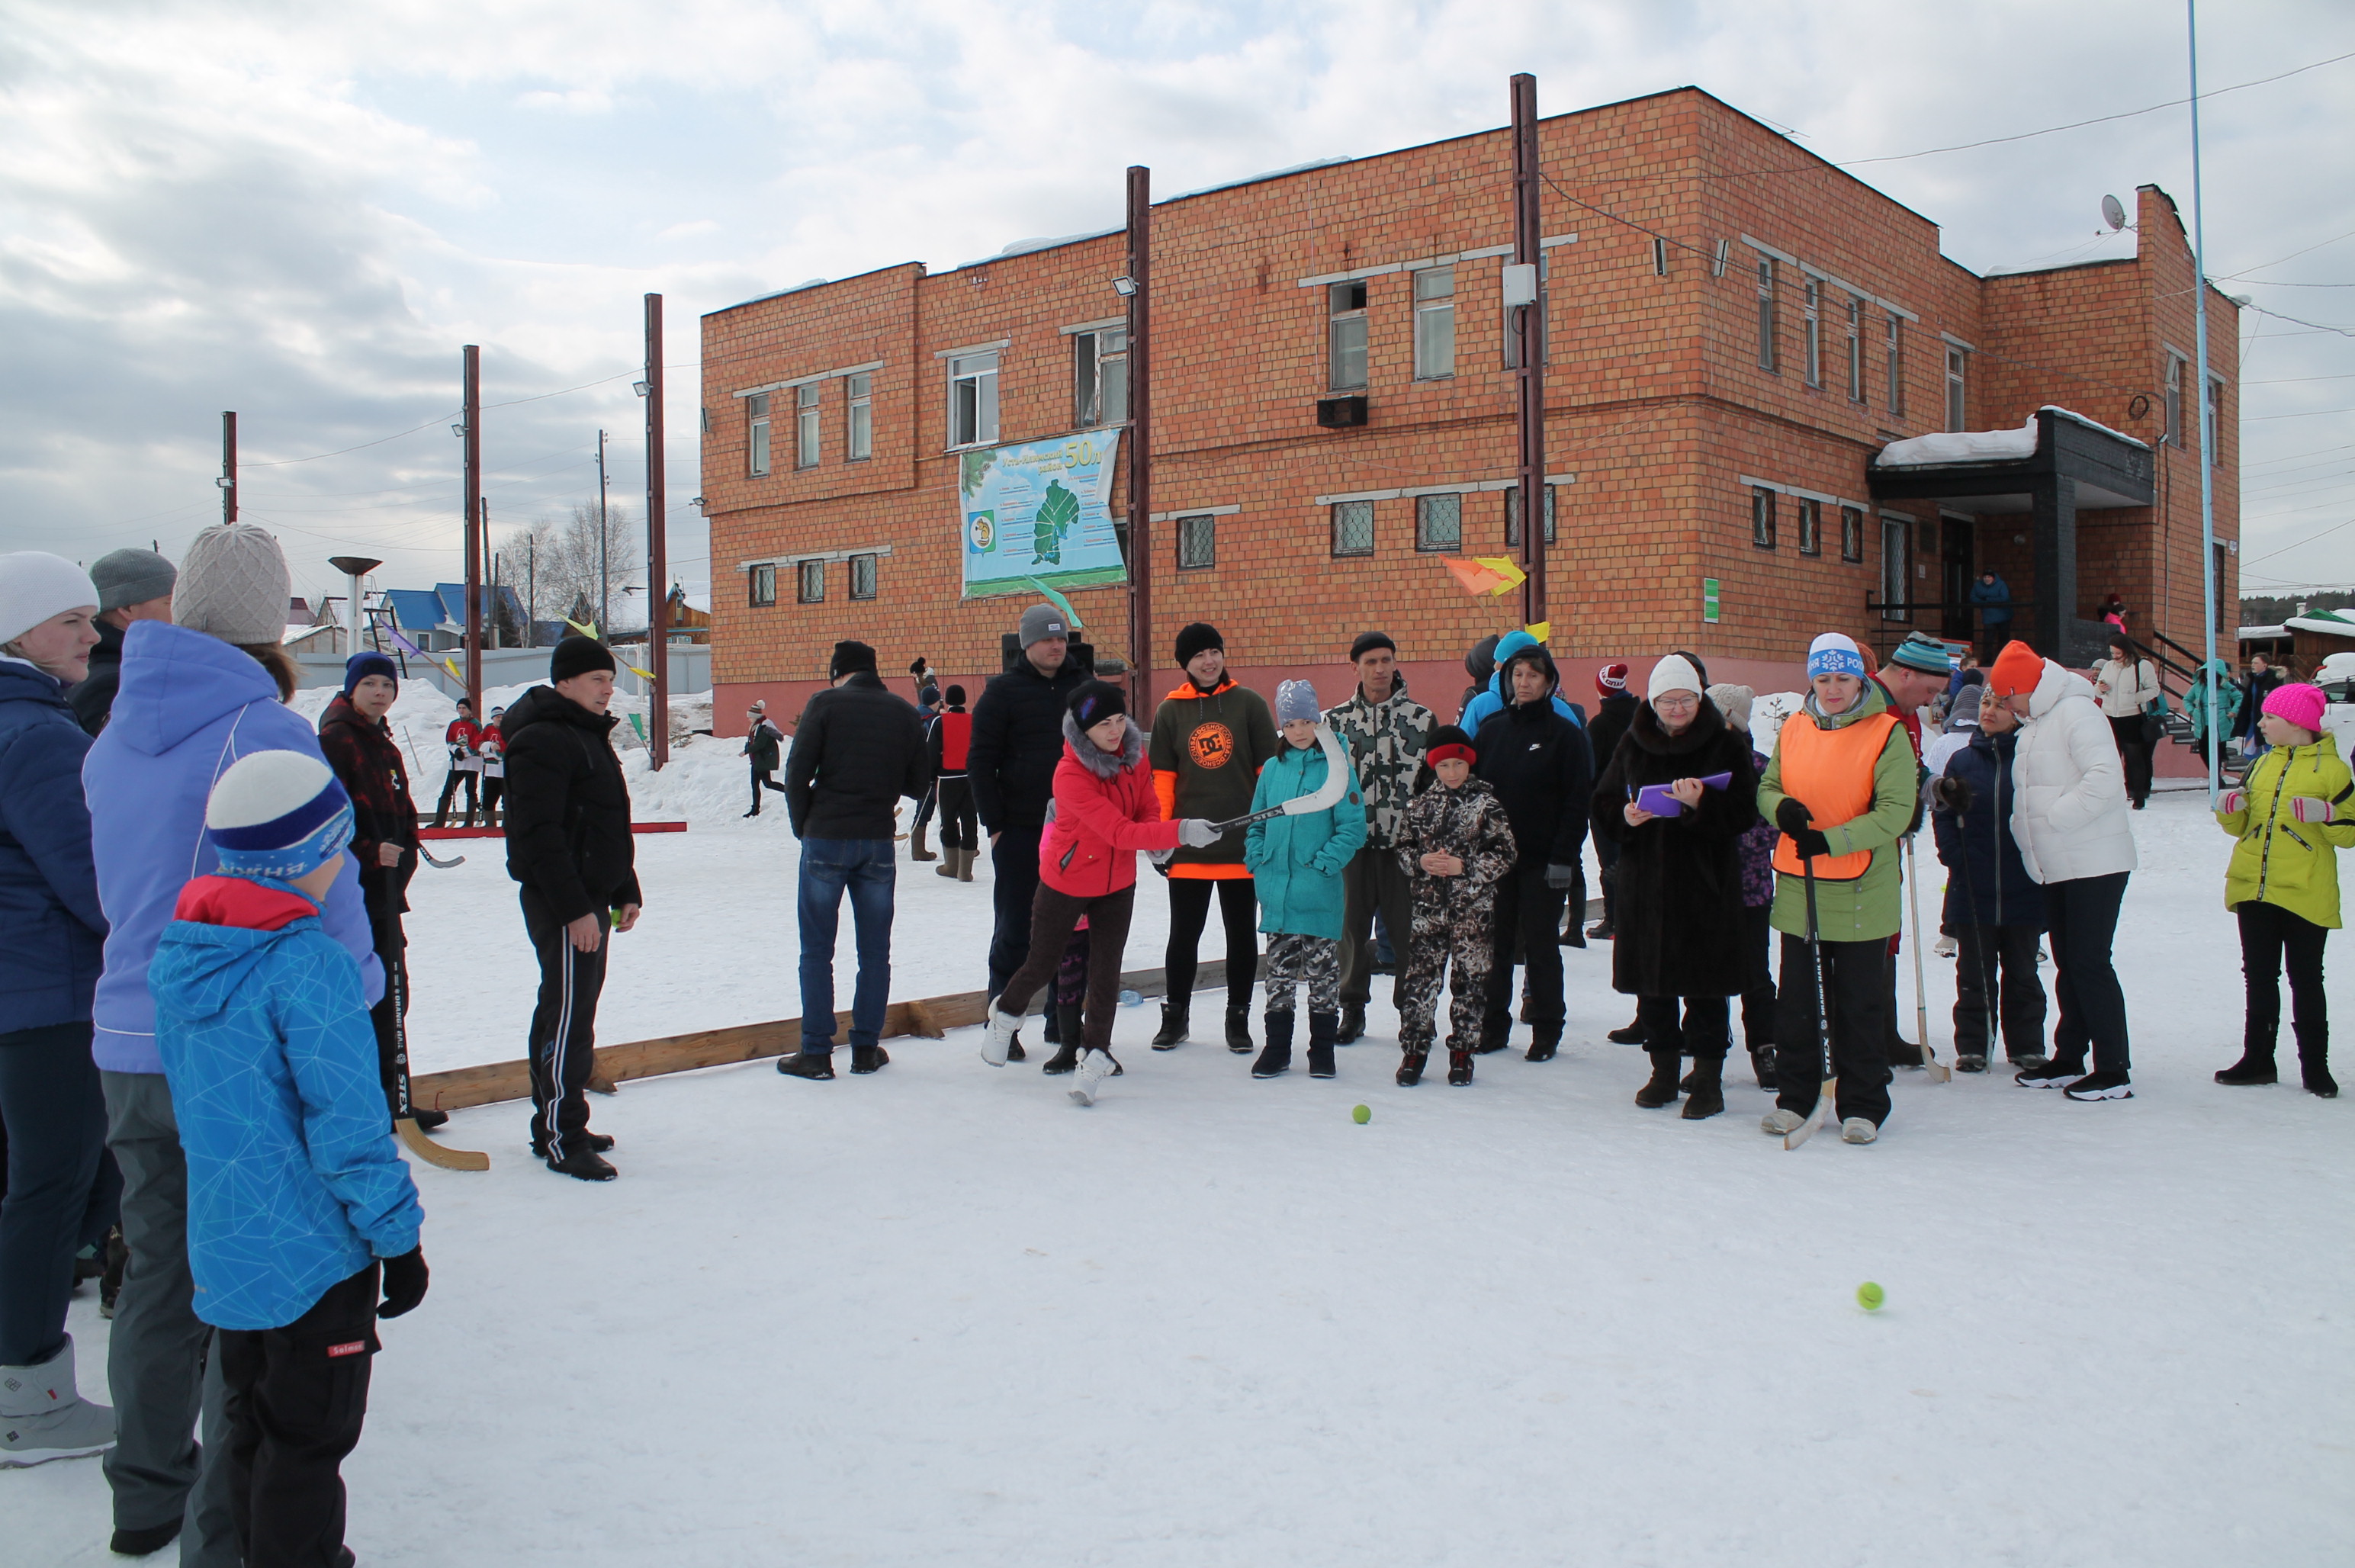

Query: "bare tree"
left=500, top=503, right=641, bottom=638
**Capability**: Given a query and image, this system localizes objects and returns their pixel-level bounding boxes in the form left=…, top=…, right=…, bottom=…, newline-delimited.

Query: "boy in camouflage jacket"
left=1390, top=725, right=1518, bottom=1086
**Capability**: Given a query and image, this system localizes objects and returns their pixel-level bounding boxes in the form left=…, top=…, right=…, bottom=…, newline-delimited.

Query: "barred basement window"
left=1756, top=259, right=1778, bottom=373
left=1797, top=496, right=1822, bottom=556
left=848, top=553, right=877, bottom=600
left=1839, top=505, right=1865, bottom=563
left=1413, top=267, right=1456, bottom=379
left=846, top=372, right=872, bottom=461
left=797, top=560, right=824, bottom=604
left=1751, top=487, right=1777, bottom=550
left=1330, top=500, right=1373, bottom=557
left=1504, top=484, right=1555, bottom=545
left=1176, top=513, right=1216, bottom=570
left=795, top=383, right=821, bottom=469
left=749, top=563, right=776, bottom=607
left=1328, top=280, right=1369, bottom=391
left=747, top=394, right=770, bottom=477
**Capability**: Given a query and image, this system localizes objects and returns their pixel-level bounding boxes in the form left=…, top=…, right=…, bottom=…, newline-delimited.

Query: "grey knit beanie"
left=173, top=524, right=290, bottom=645
left=90, top=548, right=178, bottom=614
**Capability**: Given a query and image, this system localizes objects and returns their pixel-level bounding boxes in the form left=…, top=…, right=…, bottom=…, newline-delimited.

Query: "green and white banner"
left=959, top=431, right=1127, bottom=599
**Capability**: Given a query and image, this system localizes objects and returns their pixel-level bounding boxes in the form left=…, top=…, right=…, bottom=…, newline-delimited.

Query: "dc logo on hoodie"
left=1188, top=722, right=1235, bottom=770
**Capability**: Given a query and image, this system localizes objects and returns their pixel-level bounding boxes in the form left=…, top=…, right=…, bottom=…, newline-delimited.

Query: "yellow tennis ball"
left=1856, top=1281, right=1885, bottom=1312
left=1352, top=1104, right=1371, bottom=1124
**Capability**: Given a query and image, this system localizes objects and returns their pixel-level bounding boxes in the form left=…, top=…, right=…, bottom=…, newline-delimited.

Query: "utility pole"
left=1124, top=164, right=1153, bottom=711
left=644, top=293, right=670, bottom=769
left=1509, top=72, right=1548, bottom=633
left=220, top=411, right=237, bottom=525
left=2188, top=0, right=2221, bottom=800
left=526, top=535, right=537, bottom=649
left=463, top=345, right=483, bottom=716
left=596, top=428, right=610, bottom=637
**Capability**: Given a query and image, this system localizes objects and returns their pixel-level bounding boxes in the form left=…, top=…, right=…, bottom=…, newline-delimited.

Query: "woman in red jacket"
left=982, top=682, right=1216, bottom=1104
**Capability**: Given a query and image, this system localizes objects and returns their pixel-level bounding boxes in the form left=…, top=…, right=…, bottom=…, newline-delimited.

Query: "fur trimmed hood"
left=1062, top=711, right=1147, bottom=779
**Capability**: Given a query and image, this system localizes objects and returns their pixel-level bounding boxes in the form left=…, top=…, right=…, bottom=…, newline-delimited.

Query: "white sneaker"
left=1760, top=1108, right=1803, bottom=1136
left=1933, top=934, right=1957, bottom=958
left=0, top=1337, right=116, bottom=1468
left=1069, top=1049, right=1112, bottom=1106
left=981, top=1006, right=1020, bottom=1067
left=1840, top=1117, right=1880, bottom=1145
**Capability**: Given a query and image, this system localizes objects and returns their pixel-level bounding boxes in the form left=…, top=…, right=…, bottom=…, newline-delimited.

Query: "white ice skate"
left=1759, top=1108, right=1804, bottom=1136
left=0, top=1337, right=115, bottom=1467
left=1069, top=1048, right=1112, bottom=1106
left=981, top=1006, right=1020, bottom=1067
left=1839, top=1117, right=1879, bottom=1145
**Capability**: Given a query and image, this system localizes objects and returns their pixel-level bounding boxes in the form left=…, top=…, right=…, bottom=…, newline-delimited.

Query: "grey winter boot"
left=911, top=821, right=936, bottom=861
left=936, top=846, right=960, bottom=879
left=0, top=1336, right=115, bottom=1467
left=1252, top=1011, right=1295, bottom=1078
left=956, top=847, right=975, bottom=882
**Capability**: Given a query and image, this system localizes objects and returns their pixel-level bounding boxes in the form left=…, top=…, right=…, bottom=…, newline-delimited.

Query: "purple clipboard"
left=1633, top=771, right=1733, bottom=818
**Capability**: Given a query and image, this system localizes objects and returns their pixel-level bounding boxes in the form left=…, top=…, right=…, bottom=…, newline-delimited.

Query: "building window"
left=1797, top=496, right=1822, bottom=556
left=1751, top=487, right=1777, bottom=550
left=1413, top=268, right=1456, bottom=379
left=1652, top=236, right=1669, bottom=276
left=795, top=383, right=821, bottom=469
left=1330, top=499, right=1373, bottom=557
left=1884, top=314, right=1904, bottom=417
left=1176, top=513, right=1216, bottom=570
left=2206, top=375, right=2225, bottom=468
left=1329, top=280, right=1369, bottom=391
left=848, top=553, right=877, bottom=600
left=948, top=351, right=998, bottom=448
left=1415, top=493, right=1461, bottom=552
left=797, top=559, right=824, bottom=604
left=1075, top=326, right=1128, bottom=427
left=847, top=372, right=872, bottom=460
left=1839, top=505, right=1865, bottom=563
left=747, top=394, right=770, bottom=477
left=2162, top=355, right=2184, bottom=446
left=1846, top=298, right=1865, bottom=402
left=1504, top=484, right=1555, bottom=546
left=1881, top=518, right=1911, bottom=622
left=1945, top=346, right=1968, bottom=432
left=1756, top=259, right=1778, bottom=372
left=1803, top=280, right=1823, bottom=387
left=749, top=563, right=776, bottom=607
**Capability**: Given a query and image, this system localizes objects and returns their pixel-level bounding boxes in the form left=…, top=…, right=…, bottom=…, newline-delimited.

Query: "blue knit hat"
left=1889, top=631, right=1954, bottom=676
left=342, top=651, right=398, bottom=694
left=1274, top=679, right=1320, bottom=725
left=205, top=751, right=354, bottom=881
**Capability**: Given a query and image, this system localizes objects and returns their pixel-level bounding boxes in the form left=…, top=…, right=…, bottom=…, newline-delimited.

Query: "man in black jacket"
left=503, top=637, right=641, bottom=1181
left=1472, top=643, right=1594, bottom=1059
left=70, top=548, right=176, bottom=736
left=777, top=640, right=929, bottom=1081
left=967, top=605, right=1087, bottom=1036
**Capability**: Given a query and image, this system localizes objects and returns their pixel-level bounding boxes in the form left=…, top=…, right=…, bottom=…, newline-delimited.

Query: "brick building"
left=699, top=86, right=2238, bottom=730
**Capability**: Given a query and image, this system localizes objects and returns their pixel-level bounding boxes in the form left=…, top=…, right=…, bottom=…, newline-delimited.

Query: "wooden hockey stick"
left=1204, top=725, right=1351, bottom=834
left=387, top=957, right=490, bottom=1171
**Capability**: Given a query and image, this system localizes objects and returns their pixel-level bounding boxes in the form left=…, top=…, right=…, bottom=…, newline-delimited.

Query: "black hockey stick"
left=417, top=843, right=466, bottom=869
left=1785, top=854, right=1837, bottom=1150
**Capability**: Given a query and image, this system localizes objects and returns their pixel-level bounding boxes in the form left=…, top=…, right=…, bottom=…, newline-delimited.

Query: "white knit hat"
left=0, top=553, right=99, bottom=647
left=174, top=524, right=291, bottom=646
left=1647, top=654, right=1704, bottom=702
left=205, top=750, right=354, bottom=881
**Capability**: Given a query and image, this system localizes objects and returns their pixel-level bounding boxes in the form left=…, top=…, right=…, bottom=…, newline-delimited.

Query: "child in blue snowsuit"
left=151, top=750, right=428, bottom=1568
left=1243, top=680, right=1367, bottom=1080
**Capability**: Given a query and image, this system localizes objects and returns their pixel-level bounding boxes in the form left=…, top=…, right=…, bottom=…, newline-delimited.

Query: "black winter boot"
left=1337, top=1002, right=1365, bottom=1044
left=1446, top=1049, right=1474, bottom=1086
left=1226, top=1003, right=1254, bottom=1054
left=1396, top=1050, right=1428, bottom=1086
left=1634, top=1049, right=1682, bottom=1108
left=777, top=1052, right=836, bottom=1080
left=2215, top=1048, right=2277, bottom=1085
left=1680, top=1053, right=1727, bottom=1120
left=1749, top=1045, right=1775, bottom=1090
left=1043, top=1004, right=1083, bottom=1074
left=1607, top=1015, right=1647, bottom=1045
left=1252, top=1011, right=1295, bottom=1078
left=1526, top=1030, right=1560, bottom=1063
left=850, top=1045, right=889, bottom=1075
left=2301, top=1045, right=2338, bottom=1098
left=1307, top=1011, right=1338, bottom=1078
left=1152, top=1000, right=1190, bottom=1050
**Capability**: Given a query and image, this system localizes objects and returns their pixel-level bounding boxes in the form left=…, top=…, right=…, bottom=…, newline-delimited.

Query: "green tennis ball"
left=1351, top=1104, right=1371, bottom=1124
left=1856, top=1281, right=1885, bottom=1312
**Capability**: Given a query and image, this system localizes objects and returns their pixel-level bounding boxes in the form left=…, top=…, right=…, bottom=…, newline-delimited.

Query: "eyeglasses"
left=1653, top=693, right=1700, bottom=710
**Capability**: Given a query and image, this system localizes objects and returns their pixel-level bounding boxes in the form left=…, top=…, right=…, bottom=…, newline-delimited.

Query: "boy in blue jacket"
left=1244, top=681, right=1367, bottom=1079
left=1929, top=686, right=2048, bottom=1073
left=152, top=750, right=427, bottom=1568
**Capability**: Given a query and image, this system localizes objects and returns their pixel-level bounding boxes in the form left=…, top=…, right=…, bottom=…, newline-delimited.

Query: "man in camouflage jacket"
left=1324, top=632, right=1435, bottom=1040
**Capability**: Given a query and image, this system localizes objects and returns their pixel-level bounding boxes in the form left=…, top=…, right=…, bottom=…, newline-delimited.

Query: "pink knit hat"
left=2263, top=682, right=2328, bottom=736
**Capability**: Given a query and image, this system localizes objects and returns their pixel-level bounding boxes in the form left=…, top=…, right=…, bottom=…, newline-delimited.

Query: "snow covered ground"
left=10, top=774, right=2350, bottom=1566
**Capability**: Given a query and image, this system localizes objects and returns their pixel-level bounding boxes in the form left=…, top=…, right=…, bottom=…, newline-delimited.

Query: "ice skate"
left=1839, top=1117, right=1879, bottom=1144
left=1760, top=1107, right=1804, bottom=1136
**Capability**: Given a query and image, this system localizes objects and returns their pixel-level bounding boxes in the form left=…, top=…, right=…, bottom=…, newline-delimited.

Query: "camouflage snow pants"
left=1397, top=895, right=1494, bottom=1053
left=1262, top=934, right=1340, bottom=1015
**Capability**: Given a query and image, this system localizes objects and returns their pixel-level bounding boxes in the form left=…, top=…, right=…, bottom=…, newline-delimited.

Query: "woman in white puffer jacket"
left=1987, top=641, right=2137, bottom=1100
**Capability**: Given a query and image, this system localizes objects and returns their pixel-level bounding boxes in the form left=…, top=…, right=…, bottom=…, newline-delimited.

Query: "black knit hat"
left=1068, top=679, right=1126, bottom=726
left=550, top=635, right=616, bottom=683
left=944, top=683, right=966, bottom=705
left=1174, top=622, right=1223, bottom=667
left=830, top=639, right=878, bottom=678
left=1349, top=630, right=1397, bottom=662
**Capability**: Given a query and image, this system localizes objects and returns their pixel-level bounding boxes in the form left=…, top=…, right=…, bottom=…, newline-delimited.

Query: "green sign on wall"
left=1702, top=577, right=1720, bottom=624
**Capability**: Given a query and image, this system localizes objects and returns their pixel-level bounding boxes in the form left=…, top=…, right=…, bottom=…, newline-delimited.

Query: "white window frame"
left=1803, top=279, right=1823, bottom=388
left=1884, top=314, right=1904, bottom=417
left=846, top=372, right=872, bottom=461
left=1413, top=267, right=1456, bottom=380
left=795, top=382, right=821, bottom=469
left=747, top=394, right=770, bottom=477
left=1329, top=280, right=1370, bottom=391
left=1074, top=326, right=1129, bottom=428
left=1846, top=297, right=1865, bottom=402
left=2206, top=374, right=2225, bottom=468
left=948, top=351, right=999, bottom=449
left=1756, top=259, right=1778, bottom=373
left=1751, top=487, right=1777, bottom=550
left=1945, top=345, right=1968, bottom=432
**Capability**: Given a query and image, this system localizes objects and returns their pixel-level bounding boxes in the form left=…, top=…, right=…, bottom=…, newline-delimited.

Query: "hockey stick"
left=1903, top=838, right=1951, bottom=1081
left=1204, top=725, right=1351, bottom=834
left=1951, top=801, right=2003, bottom=1068
left=416, top=843, right=466, bottom=869
left=1785, top=854, right=1837, bottom=1150
left=386, top=947, right=490, bottom=1171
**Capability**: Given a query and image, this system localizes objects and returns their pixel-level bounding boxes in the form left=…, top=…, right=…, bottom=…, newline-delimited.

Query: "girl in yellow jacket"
left=2213, top=683, right=2353, bottom=1097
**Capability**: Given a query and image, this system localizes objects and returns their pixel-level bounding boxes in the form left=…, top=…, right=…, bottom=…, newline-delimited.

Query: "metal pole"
left=644, top=292, right=670, bottom=770
left=1126, top=164, right=1152, bottom=711
left=596, top=429, right=610, bottom=637
left=463, top=345, right=483, bottom=716
left=1510, top=72, right=1547, bottom=631
left=221, top=411, right=237, bottom=525
left=2188, top=0, right=2220, bottom=799
left=527, top=536, right=536, bottom=648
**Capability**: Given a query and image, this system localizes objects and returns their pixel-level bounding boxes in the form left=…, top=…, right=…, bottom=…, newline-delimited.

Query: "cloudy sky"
left=4, top=0, right=2351, bottom=614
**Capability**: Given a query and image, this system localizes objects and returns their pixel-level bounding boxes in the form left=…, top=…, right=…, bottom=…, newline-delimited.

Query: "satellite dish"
left=2100, top=194, right=2128, bottom=232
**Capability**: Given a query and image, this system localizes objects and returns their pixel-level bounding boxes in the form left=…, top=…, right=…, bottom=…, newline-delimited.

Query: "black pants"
left=0, top=1023, right=111, bottom=1367
left=1166, top=875, right=1260, bottom=1013
left=1775, top=933, right=1894, bottom=1127
left=2046, top=872, right=2131, bottom=1074
left=998, top=885, right=1136, bottom=1049
left=937, top=778, right=977, bottom=853
left=1338, top=846, right=1411, bottom=1009
left=365, top=914, right=413, bottom=1122
left=432, top=767, right=477, bottom=827
left=987, top=824, right=1044, bottom=999
left=2239, top=900, right=2329, bottom=1063
left=1637, top=994, right=1730, bottom=1058
left=1953, top=924, right=2048, bottom=1063
left=2107, top=715, right=2153, bottom=806
left=522, top=889, right=609, bottom=1161
left=218, top=1261, right=378, bottom=1568
left=1738, top=904, right=1778, bottom=1051
left=749, top=766, right=786, bottom=813
left=1594, top=831, right=1622, bottom=927
left=479, top=774, right=503, bottom=825
left=1483, top=868, right=1566, bottom=1043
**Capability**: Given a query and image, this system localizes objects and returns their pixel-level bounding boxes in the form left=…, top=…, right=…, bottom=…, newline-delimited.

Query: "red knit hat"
left=1987, top=640, right=2044, bottom=699
left=1596, top=661, right=1630, bottom=696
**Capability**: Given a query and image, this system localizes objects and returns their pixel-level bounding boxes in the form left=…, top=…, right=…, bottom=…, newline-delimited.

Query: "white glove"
left=1178, top=818, right=1221, bottom=848
left=2291, top=795, right=2337, bottom=825
left=2216, top=789, right=2246, bottom=816
left=1148, top=847, right=1175, bottom=866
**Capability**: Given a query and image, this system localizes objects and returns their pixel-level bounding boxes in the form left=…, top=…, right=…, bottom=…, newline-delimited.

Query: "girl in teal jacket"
left=1245, top=681, right=1367, bottom=1080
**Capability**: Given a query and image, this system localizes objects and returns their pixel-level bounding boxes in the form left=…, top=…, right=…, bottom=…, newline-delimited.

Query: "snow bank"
left=1877, top=414, right=2036, bottom=467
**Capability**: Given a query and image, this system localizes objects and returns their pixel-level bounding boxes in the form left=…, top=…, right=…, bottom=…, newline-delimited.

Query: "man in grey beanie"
left=70, top=548, right=177, bottom=737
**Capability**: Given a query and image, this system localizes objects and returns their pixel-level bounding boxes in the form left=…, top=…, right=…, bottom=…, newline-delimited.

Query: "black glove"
left=1774, top=798, right=1831, bottom=861
left=378, top=1245, right=429, bottom=1319
left=1930, top=775, right=1974, bottom=815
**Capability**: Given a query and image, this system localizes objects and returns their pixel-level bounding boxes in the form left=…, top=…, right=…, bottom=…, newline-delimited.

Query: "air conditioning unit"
left=1316, top=396, right=1369, bottom=429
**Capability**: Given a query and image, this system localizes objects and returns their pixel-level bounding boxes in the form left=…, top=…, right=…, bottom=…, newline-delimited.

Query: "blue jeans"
left=798, top=838, right=897, bottom=1053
